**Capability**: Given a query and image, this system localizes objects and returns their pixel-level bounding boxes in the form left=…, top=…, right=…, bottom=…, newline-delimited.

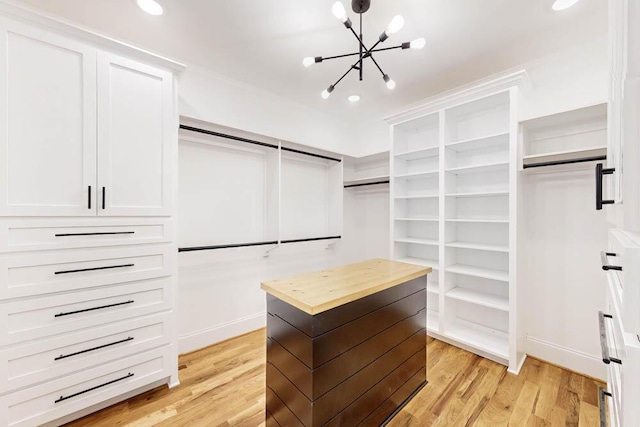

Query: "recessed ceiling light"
left=552, top=0, right=580, bottom=11
left=348, top=95, right=360, bottom=103
left=137, top=0, right=163, bottom=16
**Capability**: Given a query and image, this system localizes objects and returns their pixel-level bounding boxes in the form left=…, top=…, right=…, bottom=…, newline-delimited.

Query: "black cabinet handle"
left=54, top=300, right=134, bottom=317
left=54, top=263, right=134, bottom=275
left=55, top=337, right=134, bottom=360
left=596, top=163, right=615, bottom=210
left=88, top=185, right=92, bottom=209
left=55, top=232, right=135, bottom=237
left=102, top=187, right=106, bottom=210
left=54, top=373, right=134, bottom=403
left=598, top=387, right=611, bottom=427
left=598, top=311, right=622, bottom=365
left=601, top=251, right=623, bottom=271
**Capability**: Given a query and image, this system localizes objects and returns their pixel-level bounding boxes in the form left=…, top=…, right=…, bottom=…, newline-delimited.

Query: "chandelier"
left=303, top=0, right=425, bottom=99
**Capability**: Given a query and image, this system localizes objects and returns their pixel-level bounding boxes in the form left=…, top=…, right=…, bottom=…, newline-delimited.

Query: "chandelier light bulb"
left=303, top=57, right=315, bottom=68
left=385, top=15, right=405, bottom=37
left=409, top=38, right=426, bottom=49
left=332, top=2, right=348, bottom=23
left=552, top=0, right=580, bottom=10
left=383, top=74, right=396, bottom=90
left=136, top=0, right=164, bottom=15
left=321, top=85, right=335, bottom=99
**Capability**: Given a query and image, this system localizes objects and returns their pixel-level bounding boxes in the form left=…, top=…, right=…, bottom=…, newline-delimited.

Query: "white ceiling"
left=14, top=0, right=607, bottom=121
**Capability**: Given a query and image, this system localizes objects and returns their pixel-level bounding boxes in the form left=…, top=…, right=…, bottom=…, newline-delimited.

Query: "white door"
left=97, top=52, right=174, bottom=217
left=0, top=20, right=97, bottom=216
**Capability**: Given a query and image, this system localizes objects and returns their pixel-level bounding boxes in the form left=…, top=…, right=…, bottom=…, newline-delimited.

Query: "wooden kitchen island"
left=261, top=259, right=431, bottom=426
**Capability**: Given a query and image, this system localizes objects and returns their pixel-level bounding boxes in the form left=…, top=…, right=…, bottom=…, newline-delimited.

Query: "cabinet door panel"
left=0, top=21, right=97, bottom=216
left=97, top=52, right=174, bottom=216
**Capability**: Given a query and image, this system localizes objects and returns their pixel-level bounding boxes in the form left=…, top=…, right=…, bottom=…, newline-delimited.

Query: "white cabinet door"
left=97, top=52, right=174, bottom=217
left=0, top=21, right=97, bottom=216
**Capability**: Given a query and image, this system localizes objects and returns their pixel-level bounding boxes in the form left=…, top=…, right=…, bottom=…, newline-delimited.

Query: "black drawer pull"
left=601, top=251, right=623, bottom=271
left=598, top=311, right=622, bottom=365
left=54, top=300, right=134, bottom=317
left=55, top=337, right=134, bottom=360
left=54, top=372, right=134, bottom=403
left=54, top=264, right=134, bottom=275
left=88, top=185, right=92, bottom=210
left=102, top=187, right=106, bottom=210
left=55, top=232, right=135, bottom=237
left=596, top=163, right=615, bottom=210
left=598, top=387, right=612, bottom=427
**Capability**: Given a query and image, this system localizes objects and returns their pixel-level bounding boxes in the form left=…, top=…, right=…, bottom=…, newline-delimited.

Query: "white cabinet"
left=0, top=24, right=174, bottom=218
left=97, top=53, right=174, bottom=216
left=0, top=20, right=97, bottom=217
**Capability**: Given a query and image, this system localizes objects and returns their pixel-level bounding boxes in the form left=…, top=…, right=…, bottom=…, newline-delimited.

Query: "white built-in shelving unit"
left=343, top=151, right=390, bottom=192
left=386, top=72, right=526, bottom=373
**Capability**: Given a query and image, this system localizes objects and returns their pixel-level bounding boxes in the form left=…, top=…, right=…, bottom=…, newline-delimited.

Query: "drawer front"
left=0, top=218, right=173, bottom=253
left=0, top=277, right=172, bottom=346
left=0, top=346, right=172, bottom=427
left=608, top=229, right=640, bottom=335
left=0, top=245, right=173, bottom=300
left=0, top=312, right=172, bottom=393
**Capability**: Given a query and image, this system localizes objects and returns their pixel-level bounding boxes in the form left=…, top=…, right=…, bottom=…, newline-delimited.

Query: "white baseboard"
left=525, top=335, right=606, bottom=381
left=178, top=312, right=266, bottom=354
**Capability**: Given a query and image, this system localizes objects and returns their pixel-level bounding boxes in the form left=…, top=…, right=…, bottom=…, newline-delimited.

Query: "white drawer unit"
left=599, top=232, right=640, bottom=427
left=0, top=312, right=172, bottom=393
left=605, top=229, right=640, bottom=336
left=0, top=346, right=173, bottom=427
left=0, top=218, right=173, bottom=253
left=0, top=278, right=172, bottom=346
left=0, top=244, right=174, bottom=300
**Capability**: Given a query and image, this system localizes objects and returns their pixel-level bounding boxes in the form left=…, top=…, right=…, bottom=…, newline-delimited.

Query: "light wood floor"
left=65, top=329, right=604, bottom=426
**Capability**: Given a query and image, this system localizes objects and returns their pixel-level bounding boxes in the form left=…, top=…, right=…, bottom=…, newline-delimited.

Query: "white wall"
left=179, top=66, right=358, bottom=157
left=520, top=167, right=609, bottom=380
left=176, top=67, right=369, bottom=354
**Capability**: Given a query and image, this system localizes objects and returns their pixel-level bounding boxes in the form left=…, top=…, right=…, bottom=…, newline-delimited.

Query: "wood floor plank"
left=63, top=329, right=605, bottom=427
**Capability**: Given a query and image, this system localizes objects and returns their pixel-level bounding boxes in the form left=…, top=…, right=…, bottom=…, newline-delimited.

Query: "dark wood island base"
left=261, top=259, right=430, bottom=426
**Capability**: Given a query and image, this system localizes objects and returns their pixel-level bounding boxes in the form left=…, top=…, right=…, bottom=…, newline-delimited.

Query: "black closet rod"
left=281, top=236, right=341, bottom=244
left=344, top=180, right=390, bottom=188
left=179, top=240, right=278, bottom=252
left=523, top=155, right=607, bottom=169
left=281, top=147, right=342, bottom=163
left=180, top=124, right=341, bottom=163
left=180, top=125, right=279, bottom=150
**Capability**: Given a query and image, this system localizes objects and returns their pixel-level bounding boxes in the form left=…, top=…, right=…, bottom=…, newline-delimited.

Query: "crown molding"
left=384, top=70, right=528, bottom=125
left=0, top=0, right=186, bottom=74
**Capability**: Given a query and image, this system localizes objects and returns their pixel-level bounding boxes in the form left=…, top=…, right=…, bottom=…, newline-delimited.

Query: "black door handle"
left=102, top=187, right=106, bottom=210
left=596, top=163, right=615, bottom=210
left=88, top=185, right=92, bottom=209
left=600, top=251, right=622, bottom=271
left=54, top=264, right=134, bottom=275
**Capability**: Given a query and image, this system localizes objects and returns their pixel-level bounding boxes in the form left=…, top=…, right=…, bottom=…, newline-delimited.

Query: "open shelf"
left=395, top=170, right=439, bottom=180
left=394, top=237, right=439, bottom=246
left=343, top=175, right=389, bottom=187
left=445, top=162, right=509, bottom=175
left=396, top=257, right=439, bottom=270
left=427, top=309, right=440, bottom=333
left=395, top=146, right=439, bottom=161
left=395, top=217, right=438, bottom=222
left=446, top=320, right=508, bottom=360
left=396, top=194, right=439, bottom=200
left=446, top=287, right=509, bottom=311
left=445, top=241, right=509, bottom=253
left=445, top=264, right=509, bottom=282
left=445, top=132, right=510, bottom=152
left=445, top=191, right=509, bottom=198
left=522, top=146, right=607, bottom=169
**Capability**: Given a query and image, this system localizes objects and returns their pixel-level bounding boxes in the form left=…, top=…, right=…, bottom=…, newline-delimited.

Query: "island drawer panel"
left=266, top=388, right=303, bottom=427
left=267, top=277, right=426, bottom=337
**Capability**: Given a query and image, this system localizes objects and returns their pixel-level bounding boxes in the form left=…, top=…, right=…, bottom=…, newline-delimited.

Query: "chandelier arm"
left=348, top=27, right=371, bottom=53
left=322, top=51, right=363, bottom=61
left=369, top=45, right=405, bottom=54
left=368, top=54, right=386, bottom=77
left=331, top=58, right=363, bottom=90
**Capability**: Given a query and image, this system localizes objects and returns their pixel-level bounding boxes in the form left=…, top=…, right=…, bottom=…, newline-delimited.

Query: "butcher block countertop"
left=260, top=259, right=431, bottom=315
